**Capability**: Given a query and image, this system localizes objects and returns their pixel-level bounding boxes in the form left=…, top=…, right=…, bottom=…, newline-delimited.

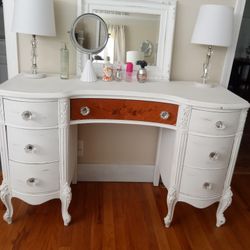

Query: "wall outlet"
left=78, top=140, right=84, bottom=157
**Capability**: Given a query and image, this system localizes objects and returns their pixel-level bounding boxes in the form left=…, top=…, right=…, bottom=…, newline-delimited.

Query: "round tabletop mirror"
left=70, top=13, right=109, bottom=82
left=70, top=13, right=109, bottom=55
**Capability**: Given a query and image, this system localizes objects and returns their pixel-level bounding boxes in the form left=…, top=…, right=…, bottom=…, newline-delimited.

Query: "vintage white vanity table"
left=0, top=76, right=249, bottom=227
left=0, top=0, right=249, bottom=228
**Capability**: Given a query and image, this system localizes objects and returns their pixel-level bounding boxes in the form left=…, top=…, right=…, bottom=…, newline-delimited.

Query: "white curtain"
left=103, top=24, right=125, bottom=64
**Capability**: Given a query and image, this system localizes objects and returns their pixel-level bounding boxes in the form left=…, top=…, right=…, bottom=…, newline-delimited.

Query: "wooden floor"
left=0, top=174, right=249, bottom=250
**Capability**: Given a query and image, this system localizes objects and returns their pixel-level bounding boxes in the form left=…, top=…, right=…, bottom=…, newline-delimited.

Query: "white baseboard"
left=77, top=163, right=155, bottom=182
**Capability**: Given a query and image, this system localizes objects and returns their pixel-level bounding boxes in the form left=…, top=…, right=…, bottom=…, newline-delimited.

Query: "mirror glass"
left=71, top=13, right=109, bottom=55
left=77, top=0, right=176, bottom=81
left=93, top=10, right=160, bottom=66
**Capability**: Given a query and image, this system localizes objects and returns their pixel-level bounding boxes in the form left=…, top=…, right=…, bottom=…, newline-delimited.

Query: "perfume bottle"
left=114, top=63, right=122, bottom=81
left=60, top=44, right=69, bottom=79
left=136, top=60, right=148, bottom=83
left=102, top=56, right=113, bottom=82
left=126, top=62, right=133, bottom=82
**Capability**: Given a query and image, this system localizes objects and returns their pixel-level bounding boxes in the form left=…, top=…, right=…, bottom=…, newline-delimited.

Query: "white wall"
left=17, top=0, right=236, bottom=165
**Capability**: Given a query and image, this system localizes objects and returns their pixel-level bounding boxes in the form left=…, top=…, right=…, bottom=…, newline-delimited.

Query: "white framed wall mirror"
left=77, top=0, right=177, bottom=81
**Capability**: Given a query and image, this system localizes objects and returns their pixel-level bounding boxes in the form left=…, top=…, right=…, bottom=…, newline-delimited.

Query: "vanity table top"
left=0, top=74, right=249, bottom=109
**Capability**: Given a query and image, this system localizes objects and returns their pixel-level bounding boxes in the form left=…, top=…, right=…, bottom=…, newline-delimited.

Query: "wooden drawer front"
left=180, top=167, right=227, bottom=198
left=4, top=99, right=58, bottom=128
left=184, top=135, right=234, bottom=169
left=7, top=127, right=59, bottom=163
left=10, top=162, right=59, bottom=194
left=70, top=98, right=178, bottom=125
left=189, top=109, right=241, bottom=135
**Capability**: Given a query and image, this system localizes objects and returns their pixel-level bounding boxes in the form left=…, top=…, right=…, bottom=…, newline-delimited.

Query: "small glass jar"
left=102, top=56, right=113, bottom=82
left=114, top=64, right=122, bottom=81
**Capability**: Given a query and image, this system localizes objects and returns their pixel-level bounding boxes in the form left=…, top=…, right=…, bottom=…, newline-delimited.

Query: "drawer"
left=4, top=99, right=58, bottom=128
left=180, top=167, right=227, bottom=198
left=10, top=161, right=59, bottom=194
left=189, top=109, right=241, bottom=135
left=70, top=98, right=178, bottom=125
left=7, top=127, right=59, bottom=163
left=184, top=135, right=234, bottom=169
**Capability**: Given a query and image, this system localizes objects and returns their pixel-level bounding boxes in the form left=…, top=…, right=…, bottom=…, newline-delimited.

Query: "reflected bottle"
left=60, top=44, right=69, bottom=79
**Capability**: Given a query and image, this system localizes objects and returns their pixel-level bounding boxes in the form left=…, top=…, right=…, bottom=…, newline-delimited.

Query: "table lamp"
left=191, top=5, right=233, bottom=86
left=12, top=0, right=56, bottom=78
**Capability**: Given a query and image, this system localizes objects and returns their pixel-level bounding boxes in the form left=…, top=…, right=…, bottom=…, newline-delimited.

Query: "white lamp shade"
left=12, top=0, right=56, bottom=36
left=191, top=5, right=233, bottom=47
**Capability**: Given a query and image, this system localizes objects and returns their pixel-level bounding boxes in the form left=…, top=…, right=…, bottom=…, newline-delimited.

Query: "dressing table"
left=1, top=0, right=249, bottom=228
left=0, top=75, right=249, bottom=227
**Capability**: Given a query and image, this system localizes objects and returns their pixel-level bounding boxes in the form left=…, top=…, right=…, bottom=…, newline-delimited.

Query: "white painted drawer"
left=189, top=109, right=241, bottom=135
left=10, top=161, right=59, bottom=194
left=184, top=135, right=234, bottom=169
left=4, top=99, right=58, bottom=128
left=180, top=167, right=227, bottom=198
left=7, top=127, right=59, bottom=163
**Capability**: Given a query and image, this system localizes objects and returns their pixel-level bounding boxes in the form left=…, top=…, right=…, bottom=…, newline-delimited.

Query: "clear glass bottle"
left=60, top=44, right=69, bottom=79
left=114, top=63, right=122, bottom=81
left=102, top=56, right=113, bottom=81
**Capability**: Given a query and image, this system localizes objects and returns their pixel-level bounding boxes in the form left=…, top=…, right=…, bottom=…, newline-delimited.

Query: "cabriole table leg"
left=60, top=183, right=72, bottom=226
left=0, top=182, right=13, bottom=224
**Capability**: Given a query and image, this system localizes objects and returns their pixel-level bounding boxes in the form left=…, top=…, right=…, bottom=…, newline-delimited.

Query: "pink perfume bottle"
left=126, top=62, right=133, bottom=82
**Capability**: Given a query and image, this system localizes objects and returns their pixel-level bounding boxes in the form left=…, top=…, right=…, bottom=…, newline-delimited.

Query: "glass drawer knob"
left=215, top=121, right=225, bottom=129
left=24, top=144, right=35, bottom=153
left=22, top=111, right=33, bottom=120
left=26, top=177, right=39, bottom=186
left=209, top=152, right=219, bottom=160
left=203, top=182, right=213, bottom=190
left=80, top=106, right=90, bottom=116
left=160, top=111, right=170, bottom=120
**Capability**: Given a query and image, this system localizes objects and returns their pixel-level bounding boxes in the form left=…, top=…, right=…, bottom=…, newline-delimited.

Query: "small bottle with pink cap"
left=126, top=62, right=133, bottom=82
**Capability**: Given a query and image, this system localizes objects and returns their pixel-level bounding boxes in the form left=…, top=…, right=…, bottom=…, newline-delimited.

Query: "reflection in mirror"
left=74, top=15, right=108, bottom=51
left=71, top=13, right=108, bottom=54
left=93, top=10, right=160, bottom=66
left=70, top=13, right=108, bottom=81
left=78, top=0, right=177, bottom=81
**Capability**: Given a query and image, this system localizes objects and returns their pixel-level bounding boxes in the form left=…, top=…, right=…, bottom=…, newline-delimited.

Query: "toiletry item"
left=126, top=62, right=133, bottom=82
left=114, top=63, right=122, bottom=81
left=60, top=44, right=69, bottom=79
left=102, top=56, right=113, bottom=82
left=136, top=60, right=148, bottom=83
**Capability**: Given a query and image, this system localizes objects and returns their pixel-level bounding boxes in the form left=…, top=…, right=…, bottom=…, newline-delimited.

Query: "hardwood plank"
left=0, top=176, right=250, bottom=249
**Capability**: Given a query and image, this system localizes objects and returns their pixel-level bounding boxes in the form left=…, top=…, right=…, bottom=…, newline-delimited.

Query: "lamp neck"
left=201, top=45, right=213, bottom=84
left=31, top=34, right=38, bottom=75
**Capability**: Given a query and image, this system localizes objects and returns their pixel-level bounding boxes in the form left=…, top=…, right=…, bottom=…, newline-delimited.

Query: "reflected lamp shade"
left=126, top=51, right=144, bottom=66
left=191, top=5, right=233, bottom=47
left=12, top=0, right=56, bottom=36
